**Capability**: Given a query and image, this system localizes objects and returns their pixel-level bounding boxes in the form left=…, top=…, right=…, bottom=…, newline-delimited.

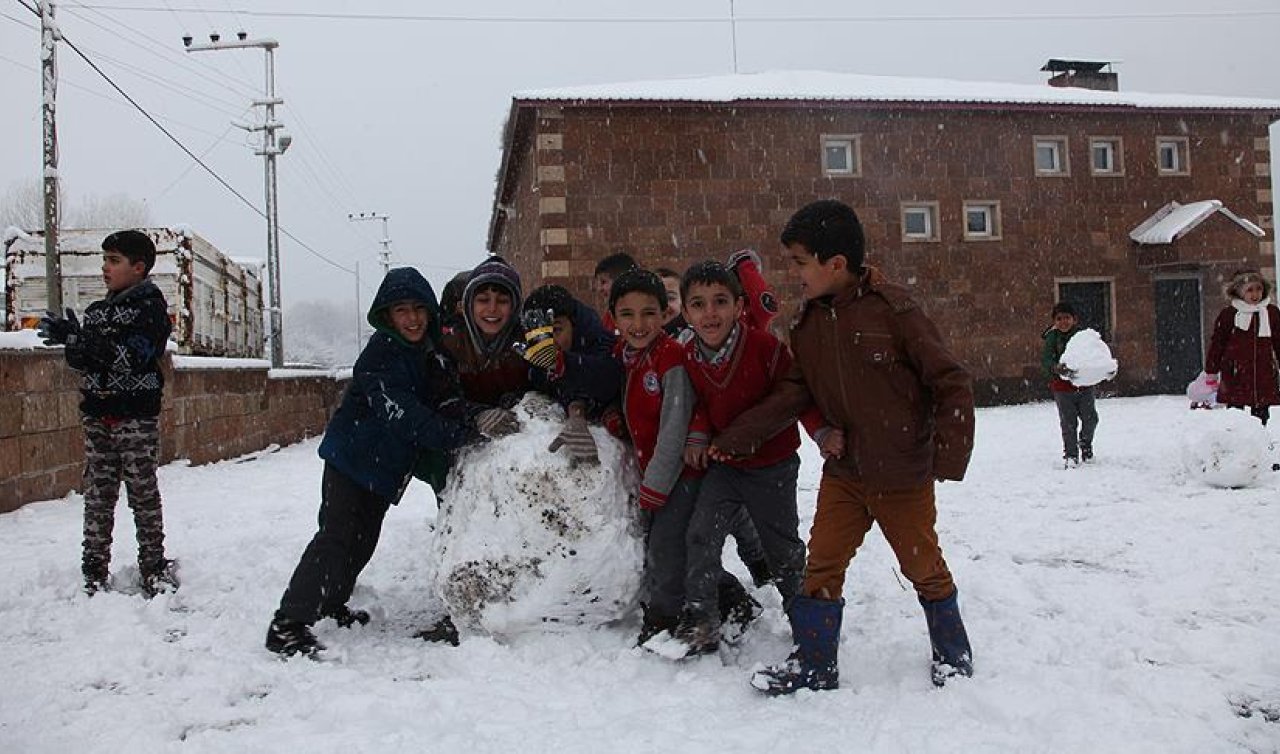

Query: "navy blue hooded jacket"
left=524, top=287, right=621, bottom=415
left=318, top=268, right=474, bottom=500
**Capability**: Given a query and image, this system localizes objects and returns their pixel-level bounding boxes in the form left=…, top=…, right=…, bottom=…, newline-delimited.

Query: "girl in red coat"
left=1205, top=270, right=1280, bottom=426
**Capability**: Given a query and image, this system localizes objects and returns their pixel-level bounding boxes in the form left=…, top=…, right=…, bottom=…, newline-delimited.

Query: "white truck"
left=3, top=226, right=264, bottom=358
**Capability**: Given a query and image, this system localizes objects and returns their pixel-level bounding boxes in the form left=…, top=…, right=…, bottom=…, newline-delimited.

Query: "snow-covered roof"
left=514, top=70, right=1280, bottom=112
left=1129, top=200, right=1266, bottom=245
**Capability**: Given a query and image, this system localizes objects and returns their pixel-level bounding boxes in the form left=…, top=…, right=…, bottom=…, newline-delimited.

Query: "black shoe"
left=637, top=611, right=679, bottom=646
left=745, top=558, right=774, bottom=588
left=139, top=559, right=180, bottom=599
left=413, top=615, right=460, bottom=646
left=671, top=613, right=720, bottom=658
left=1081, top=445, right=1094, bottom=463
left=719, top=593, right=763, bottom=645
left=323, top=604, right=370, bottom=628
left=83, top=576, right=108, bottom=596
left=266, top=617, right=324, bottom=657
left=1063, top=454, right=1080, bottom=469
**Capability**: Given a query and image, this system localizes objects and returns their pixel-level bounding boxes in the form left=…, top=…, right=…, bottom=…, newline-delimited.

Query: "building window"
left=821, top=134, right=861, bottom=177
left=900, top=202, right=940, bottom=242
left=963, top=200, right=1002, bottom=240
left=1056, top=279, right=1114, bottom=341
left=1157, top=137, right=1190, bottom=175
left=1034, top=136, right=1069, bottom=176
left=1089, top=137, right=1124, bottom=175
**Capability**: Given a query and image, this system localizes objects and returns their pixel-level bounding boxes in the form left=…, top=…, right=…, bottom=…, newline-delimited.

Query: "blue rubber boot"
left=750, top=596, right=843, bottom=695
left=921, top=590, right=973, bottom=687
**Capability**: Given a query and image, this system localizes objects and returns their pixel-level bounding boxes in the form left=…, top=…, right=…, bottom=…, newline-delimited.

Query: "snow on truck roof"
left=513, top=69, right=1280, bottom=112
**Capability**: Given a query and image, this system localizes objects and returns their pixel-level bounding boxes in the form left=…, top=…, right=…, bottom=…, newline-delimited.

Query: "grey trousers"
left=1054, top=388, right=1098, bottom=458
left=643, top=475, right=750, bottom=620
left=684, top=455, right=806, bottom=623
left=81, top=416, right=166, bottom=580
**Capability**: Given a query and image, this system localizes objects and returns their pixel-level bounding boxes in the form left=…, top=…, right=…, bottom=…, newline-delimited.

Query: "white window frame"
left=1034, top=136, right=1070, bottom=176
left=1157, top=137, right=1190, bottom=175
left=820, top=134, right=861, bottom=177
left=900, top=202, right=940, bottom=242
left=962, top=200, right=1002, bottom=241
left=1089, top=136, right=1124, bottom=176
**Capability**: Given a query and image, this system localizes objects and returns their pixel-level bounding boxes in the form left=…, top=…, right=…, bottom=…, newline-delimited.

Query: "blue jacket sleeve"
left=356, top=339, right=472, bottom=452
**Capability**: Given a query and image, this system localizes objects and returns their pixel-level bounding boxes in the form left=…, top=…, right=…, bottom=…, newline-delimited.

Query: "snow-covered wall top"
left=514, top=70, right=1280, bottom=111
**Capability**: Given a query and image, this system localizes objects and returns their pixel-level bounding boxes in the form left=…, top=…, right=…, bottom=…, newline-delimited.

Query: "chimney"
left=1041, top=59, right=1119, bottom=92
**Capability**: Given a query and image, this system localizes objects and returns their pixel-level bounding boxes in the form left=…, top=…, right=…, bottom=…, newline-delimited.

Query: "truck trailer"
left=3, top=226, right=264, bottom=358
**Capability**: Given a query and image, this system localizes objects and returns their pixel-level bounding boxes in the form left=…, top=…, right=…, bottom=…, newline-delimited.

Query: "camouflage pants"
left=81, top=416, right=166, bottom=581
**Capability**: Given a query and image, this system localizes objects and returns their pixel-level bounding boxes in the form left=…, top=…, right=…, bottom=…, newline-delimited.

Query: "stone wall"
left=0, top=349, right=348, bottom=513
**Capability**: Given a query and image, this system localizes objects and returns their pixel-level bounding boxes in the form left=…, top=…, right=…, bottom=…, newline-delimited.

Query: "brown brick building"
left=487, top=67, right=1280, bottom=403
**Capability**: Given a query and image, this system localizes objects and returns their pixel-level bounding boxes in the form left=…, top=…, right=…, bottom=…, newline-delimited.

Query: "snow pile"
left=430, top=393, right=643, bottom=638
left=1179, top=408, right=1274, bottom=488
left=3, top=225, right=32, bottom=245
left=0, top=329, right=51, bottom=350
left=1062, top=328, right=1118, bottom=387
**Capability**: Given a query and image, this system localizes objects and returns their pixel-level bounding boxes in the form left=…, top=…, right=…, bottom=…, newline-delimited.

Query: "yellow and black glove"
left=518, top=308, right=560, bottom=371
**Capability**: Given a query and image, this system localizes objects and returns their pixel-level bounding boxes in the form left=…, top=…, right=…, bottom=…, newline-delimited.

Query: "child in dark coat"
left=266, top=267, right=508, bottom=657
left=39, top=230, right=176, bottom=597
left=1205, top=269, right=1280, bottom=426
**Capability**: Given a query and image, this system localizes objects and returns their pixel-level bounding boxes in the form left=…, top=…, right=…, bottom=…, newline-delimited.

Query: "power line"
left=13, top=0, right=354, bottom=275
left=67, top=5, right=1280, bottom=23
left=62, top=1, right=261, bottom=102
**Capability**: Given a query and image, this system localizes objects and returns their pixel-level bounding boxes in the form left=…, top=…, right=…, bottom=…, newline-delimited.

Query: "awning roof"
left=1129, top=200, right=1265, bottom=245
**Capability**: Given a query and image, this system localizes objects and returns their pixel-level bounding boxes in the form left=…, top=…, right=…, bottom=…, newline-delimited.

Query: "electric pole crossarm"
left=347, top=212, right=393, bottom=276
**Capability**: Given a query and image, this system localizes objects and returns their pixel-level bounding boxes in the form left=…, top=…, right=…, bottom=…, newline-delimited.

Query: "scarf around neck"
left=1231, top=297, right=1273, bottom=338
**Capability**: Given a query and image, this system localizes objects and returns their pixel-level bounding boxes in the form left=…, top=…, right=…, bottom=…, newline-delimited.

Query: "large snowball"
left=1062, top=328, right=1119, bottom=387
left=1179, top=408, right=1274, bottom=489
left=429, top=394, right=644, bottom=638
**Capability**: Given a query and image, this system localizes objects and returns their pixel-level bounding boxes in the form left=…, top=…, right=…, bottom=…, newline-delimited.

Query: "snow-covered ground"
left=2, top=396, right=1278, bottom=753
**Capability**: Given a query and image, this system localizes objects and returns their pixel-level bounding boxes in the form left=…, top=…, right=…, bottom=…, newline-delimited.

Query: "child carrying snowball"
left=1042, top=301, right=1100, bottom=466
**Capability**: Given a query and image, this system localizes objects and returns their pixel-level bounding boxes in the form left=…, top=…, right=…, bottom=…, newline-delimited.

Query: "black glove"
left=549, top=412, right=599, bottom=465
left=37, top=308, right=80, bottom=346
left=473, top=407, right=519, bottom=438
left=1053, top=363, right=1077, bottom=379
left=518, top=308, right=560, bottom=371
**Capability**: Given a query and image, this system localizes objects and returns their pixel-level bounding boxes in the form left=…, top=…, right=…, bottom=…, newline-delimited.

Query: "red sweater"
left=620, top=333, right=698, bottom=503
left=684, top=325, right=818, bottom=469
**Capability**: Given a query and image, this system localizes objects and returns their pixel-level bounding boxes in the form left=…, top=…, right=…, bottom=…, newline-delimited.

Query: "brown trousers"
left=803, top=475, right=955, bottom=603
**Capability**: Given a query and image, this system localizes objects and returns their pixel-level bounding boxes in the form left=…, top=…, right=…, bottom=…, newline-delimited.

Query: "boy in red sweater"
left=608, top=269, right=756, bottom=646
left=673, top=261, right=835, bottom=656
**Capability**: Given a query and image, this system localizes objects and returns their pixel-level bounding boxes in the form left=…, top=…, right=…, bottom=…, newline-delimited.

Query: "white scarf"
left=1231, top=296, right=1273, bottom=338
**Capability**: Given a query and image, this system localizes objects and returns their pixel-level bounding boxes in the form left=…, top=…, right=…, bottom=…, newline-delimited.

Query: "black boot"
left=139, top=559, right=180, bottom=599
left=719, top=590, right=763, bottom=645
left=921, top=590, right=973, bottom=687
left=322, top=604, right=371, bottom=628
left=637, top=605, right=679, bottom=646
left=266, top=615, right=324, bottom=657
left=670, top=610, right=720, bottom=658
left=414, top=614, right=460, bottom=646
left=745, top=558, right=774, bottom=588
left=751, top=596, right=843, bottom=695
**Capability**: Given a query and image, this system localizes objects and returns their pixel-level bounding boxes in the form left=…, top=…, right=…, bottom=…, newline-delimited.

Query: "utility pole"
left=40, top=1, right=62, bottom=312
left=184, top=31, right=291, bottom=367
left=347, top=212, right=392, bottom=275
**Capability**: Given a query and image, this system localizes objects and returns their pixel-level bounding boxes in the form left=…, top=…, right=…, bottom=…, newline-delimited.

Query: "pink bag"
left=1186, top=371, right=1219, bottom=408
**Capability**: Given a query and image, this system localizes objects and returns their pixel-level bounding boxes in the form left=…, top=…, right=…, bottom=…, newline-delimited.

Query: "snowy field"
left=2, top=395, right=1279, bottom=754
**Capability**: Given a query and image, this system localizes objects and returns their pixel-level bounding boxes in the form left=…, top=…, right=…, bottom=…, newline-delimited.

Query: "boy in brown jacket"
left=711, top=199, right=975, bottom=694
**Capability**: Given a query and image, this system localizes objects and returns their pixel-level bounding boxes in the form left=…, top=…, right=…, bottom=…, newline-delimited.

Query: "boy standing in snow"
left=1042, top=301, right=1099, bottom=465
left=266, top=267, right=513, bottom=657
left=711, top=200, right=975, bottom=693
left=607, top=269, right=758, bottom=646
left=1204, top=270, right=1280, bottom=426
left=672, top=261, right=830, bottom=657
left=38, top=230, right=176, bottom=598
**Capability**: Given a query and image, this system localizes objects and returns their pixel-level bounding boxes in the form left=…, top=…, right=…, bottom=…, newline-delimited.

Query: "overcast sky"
left=3, top=0, right=1279, bottom=313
